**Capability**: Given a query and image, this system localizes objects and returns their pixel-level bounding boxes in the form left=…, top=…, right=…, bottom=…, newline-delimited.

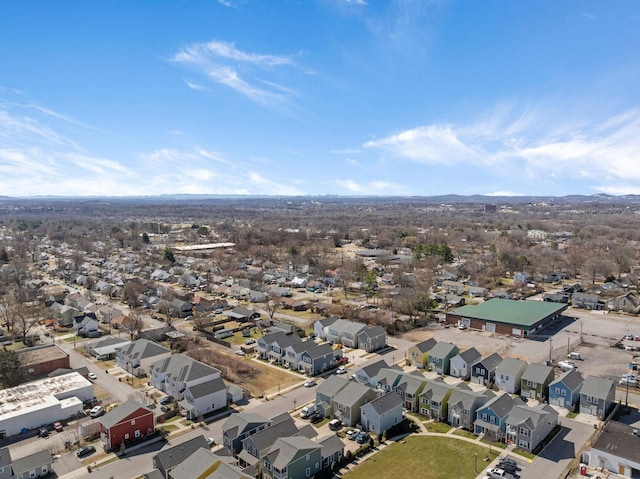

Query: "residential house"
left=520, top=363, right=555, bottom=401
left=283, top=341, right=317, bottom=371
left=267, top=335, right=303, bottom=365
left=299, top=343, right=338, bottom=376
left=407, top=338, right=438, bottom=369
left=495, top=357, right=528, bottom=394
left=318, top=434, right=344, bottom=472
left=222, top=412, right=271, bottom=456
left=116, top=339, right=171, bottom=377
left=474, top=393, right=522, bottom=441
left=548, top=369, right=584, bottom=410
left=448, top=387, right=494, bottom=430
left=357, top=325, right=387, bottom=353
left=468, top=286, right=488, bottom=298
left=262, top=437, right=322, bottom=479
left=442, top=280, right=465, bottom=295
left=607, top=292, right=640, bottom=314
left=332, top=381, right=378, bottom=426
left=338, top=321, right=368, bottom=348
left=11, top=449, right=53, bottom=479
left=394, top=372, right=429, bottom=412
left=167, top=447, right=253, bottom=479
left=418, top=379, right=456, bottom=421
left=360, top=392, right=404, bottom=435
left=374, top=368, right=406, bottom=394
left=587, top=420, right=640, bottom=477
left=315, top=376, right=349, bottom=418
left=572, top=292, right=605, bottom=310
left=354, top=359, right=392, bottom=387
left=427, top=342, right=459, bottom=375
left=256, top=331, right=287, bottom=360
left=152, top=435, right=210, bottom=478
left=100, top=400, right=155, bottom=450
left=513, top=272, right=533, bottom=284
left=470, top=352, right=503, bottom=386
left=148, top=354, right=226, bottom=419
left=505, top=404, right=558, bottom=453
left=450, top=347, right=481, bottom=380
left=579, top=376, right=615, bottom=419
left=87, top=337, right=131, bottom=360
left=313, top=316, right=339, bottom=341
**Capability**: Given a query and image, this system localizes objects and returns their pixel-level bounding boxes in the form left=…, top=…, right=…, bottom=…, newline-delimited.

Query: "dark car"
left=309, top=412, right=323, bottom=424
left=39, top=428, right=49, bottom=438
left=498, top=458, right=519, bottom=475
left=161, top=405, right=171, bottom=413
left=159, top=396, right=174, bottom=405
left=355, top=432, right=371, bottom=444
left=76, top=446, right=96, bottom=458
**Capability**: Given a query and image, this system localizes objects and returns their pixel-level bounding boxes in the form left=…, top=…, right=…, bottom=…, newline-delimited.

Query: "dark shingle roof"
left=100, top=400, right=152, bottom=430
left=153, top=435, right=209, bottom=474
left=187, top=377, right=227, bottom=399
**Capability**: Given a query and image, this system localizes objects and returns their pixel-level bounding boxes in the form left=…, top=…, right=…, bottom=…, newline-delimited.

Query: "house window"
left=482, top=413, right=488, bottom=421
left=586, top=395, right=594, bottom=403
left=306, top=467, right=311, bottom=477
left=489, top=416, right=496, bottom=424
left=42, top=466, right=48, bottom=474
left=518, top=439, right=529, bottom=449
left=526, top=380, right=535, bottom=388
left=29, top=471, right=37, bottom=479
left=135, top=429, right=141, bottom=438
left=131, top=419, right=135, bottom=426
left=554, top=387, right=561, bottom=395
left=125, top=433, right=130, bottom=440
left=476, top=367, right=483, bottom=375
left=561, top=389, right=566, bottom=397
left=519, top=427, right=528, bottom=436
left=306, top=454, right=310, bottom=461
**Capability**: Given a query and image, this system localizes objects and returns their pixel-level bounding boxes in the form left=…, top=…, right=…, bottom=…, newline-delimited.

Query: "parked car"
left=161, top=405, right=171, bottom=413
left=53, top=422, right=63, bottom=432
left=76, top=446, right=96, bottom=458
left=355, top=432, right=371, bottom=444
left=558, top=361, right=577, bottom=372
left=39, top=428, right=49, bottom=438
left=303, top=379, right=317, bottom=388
left=624, top=334, right=634, bottom=340
left=620, top=375, right=639, bottom=387
left=336, top=356, right=349, bottom=365
left=497, top=458, right=519, bottom=475
left=336, top=366, right=347, bottom=375
left=206, top=437, right=215, bottom=446
left=486, top=468, right=514, bottom=479
left=244, top=338, right=256, bottom=345
left=89, top=406, right=105, bottom=418
left=235, top=350, right=246, bottom=356
left=309, top=412, right=323, bottom=424
left=328, top=419, right=342, bottom=430
left=87, top=372, right=97, bottom=380
left=346, top=429, right=361, bottom=440
left=159, top=396, right=174, bottom=405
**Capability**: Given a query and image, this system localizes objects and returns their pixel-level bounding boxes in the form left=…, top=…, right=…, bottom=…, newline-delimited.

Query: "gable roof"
left=580, top=376, right=615, bottom=399
left=476, top=352, right=503, bottom=370
left=333, top=381, right=375, bottom=406
left=304, top=342, right=334, bottom=359
left=457, top=347, right=481, bottom=364
left=316, top=375, right=349, bottom=398
left=449, top=388, right=494, bottom=409
left=506, top=403, right=558, bottom=428
left=265, top=437, right=319, bottom=470
left=521, top=363, right=554, bottom=383
left=480, top=393, right=519, bottom=418
left=549, top=369, right=583, bottom=390
left=150, top=354, right=221, bottom=383
left=187, top=377, right=227, bottom=399
left=428, top=341, right=458, bottom=358
left=153, top=435, right=209, bottom=474
left=11, top=449, right=51, bottom=476
left=222, top=413, right=270, bottom=439
left=496, top=357, right=528, bottom=376
left=358, top=325, right=386, bottom=339
left=100, top=399, right=152, bottom=429
left=363, top=391, right=403, bottom=415
left=242, top=417, right=298, bottom=453
left=357, top=359, right=389, bottom=378
left=117, top=338, right=170, bottom=364
left=413, top=338, right=438, bottom=354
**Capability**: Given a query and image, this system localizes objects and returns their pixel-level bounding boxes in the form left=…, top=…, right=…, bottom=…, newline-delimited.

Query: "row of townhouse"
left=313, top=317, right=387, bottom=353
left=220, top=412, right=344, bottom=479
left=256, top=331, right=341, bottom=376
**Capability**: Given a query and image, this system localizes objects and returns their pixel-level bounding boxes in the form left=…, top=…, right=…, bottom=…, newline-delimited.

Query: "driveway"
left=520, top=416, right=595, bottom=479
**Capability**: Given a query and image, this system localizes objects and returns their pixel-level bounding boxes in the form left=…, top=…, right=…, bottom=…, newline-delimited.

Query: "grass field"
left=343, top=436, right=499, bottom=479
left=237, top=361, right=302, bottom=397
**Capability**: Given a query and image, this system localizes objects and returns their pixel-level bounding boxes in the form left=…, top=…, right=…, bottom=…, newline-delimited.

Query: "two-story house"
left=357, top=325, right=387, bottom=352
left=407, top=338, right=438, bottom=369
left=579, top=376, right=615, bottom=418
left=283, top=340, right=317, bottom=371
left=520, top=363, right=555, bottom=401
left=262, top=436, right=324, bottom=479
left=418, top=379, right=456, bottom=421
left=470, top=352, right=503, bottom=386
left=313, top=316, right=339, bottom=341
left=257, top=331, right=287, bottom=360
left=299, top=343, right=338, bottom=376
left=267, top=335, right=303, bottom=365
left=448, top=387, right=494, bottom=430
left=99, top=400, right=155, bottom=451
left=354, top=359, right=392, bottom=387
left=495, top=357, right=528, bottom=394
left=505, top=404, right=558, bottom=453
left=474, top=393, right=522, bottom=441
left=360, top=392, right=404, bottom=435
left=332, top=382, right=378, bottom=427
left=394, top=372, right=429, bottom=412
left=450, top=347, right=481, bottom=380
left=427, top=342, right=459, bottom=375
left=222, top=412, right=273, bottom=456
left=315, top=376, right=349, bottom=418
left=548, top=369, right=583, bottom=410
left=116, top=338, right=171, bottom=377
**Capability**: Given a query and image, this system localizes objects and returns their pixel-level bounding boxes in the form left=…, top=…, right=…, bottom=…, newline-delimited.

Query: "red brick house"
left=100, top=400, right=155, bottom=451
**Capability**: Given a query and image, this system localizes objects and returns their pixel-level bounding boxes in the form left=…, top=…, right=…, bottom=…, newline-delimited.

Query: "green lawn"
left=424, top=422, right=452, bottom=433
left=453, top=429, right=477, bottom=440
left=343, top=436, right=499, bottom=479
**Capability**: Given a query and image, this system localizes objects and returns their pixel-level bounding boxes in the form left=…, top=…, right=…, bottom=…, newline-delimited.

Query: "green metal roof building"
left=446, top=299, right=568, bottom=337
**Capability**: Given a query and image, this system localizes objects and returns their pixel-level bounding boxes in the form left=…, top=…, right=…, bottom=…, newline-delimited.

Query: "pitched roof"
left=476, top=352, right=503, bottom=370
left=117, top=338, right=170, bottom=364
left=222, top=413, right=269, bottom=439
left=506, top=403, right=558, bottom=428
left=413, top=338, right=438, bottom=354
left=333, top=381, right=375, bottom=406
left=480, top=393, right=518, bottom=418
left=496, top=357, right=528, bottom=376
left=521, top=363, right=554, bottom=383
left=549, top=369, right=583, bottom=391
left=187, top=377, right=227, bottom=399
left=304, top=342, right=333, bottom=359
left=153, top=435, right=209, bottom=474
left=150, top=354, right=221, bottom=383
left=242, top=417, right=298, bottom=454
left=266, top=437, right=319, bottom=470
left=580, top=376, right=615, bottom=399
left=316, top=375, right=349, bottom=398
left=318, top=433, right=344, bottom=458
left=457, top=347, right=481, bottom=364
left=100, top=400, right=152, bottom=430
left=449, top=388, right=494, bottom=409
left=428, top=342, right=458, bottom=358
left=363, top=391, right=403, bottom=415
left=11, top=449, right=51, bottom=476
left=358, top=325, right=386, bottom=339
left=356, top=359, right=389, bottom=378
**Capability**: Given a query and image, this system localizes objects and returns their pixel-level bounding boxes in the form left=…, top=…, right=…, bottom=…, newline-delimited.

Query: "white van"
left=89, top=405, right=105, bottom=418
left=300, top=403, right=316, bottom=419
left=328, top=419, right=341, bottom=430
left=558, top=360, right=577, bottom=372
left=567, top=352, right=581, bottom=360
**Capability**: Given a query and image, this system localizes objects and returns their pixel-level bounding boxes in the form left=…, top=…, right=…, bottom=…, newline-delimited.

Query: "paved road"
left=520, top=416, right=594, bottom=479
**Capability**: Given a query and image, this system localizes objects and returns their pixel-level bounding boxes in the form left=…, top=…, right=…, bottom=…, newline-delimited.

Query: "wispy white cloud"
left=336, top=178, right=404, bottom=194
left=331, top=148, right=361, bottom=155
left=185, top=80, right=206, bottom=91
left=345, top=0, right=367, bottom=5
left=171, top=40, right=298, bottom=107
left=363, top=105, right=640, bottom=190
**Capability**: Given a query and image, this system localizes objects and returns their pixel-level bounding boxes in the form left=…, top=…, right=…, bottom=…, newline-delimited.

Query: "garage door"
left=549, top=397, right=562, bottom=407
left=485, top=323, right=496, bottom=333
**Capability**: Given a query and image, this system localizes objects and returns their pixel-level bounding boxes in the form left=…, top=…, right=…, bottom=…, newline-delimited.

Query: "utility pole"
left=549, top=338, right=553, bottom=364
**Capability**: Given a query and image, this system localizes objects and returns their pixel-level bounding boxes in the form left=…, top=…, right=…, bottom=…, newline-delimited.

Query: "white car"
left=486, top=468, right=514, bottom=479
left=336, top=366, right=347, bottom=374
left=89, top=406, right=105, bottom=418
left=624, top=334, right=634, bottom=340
left=235, top=350, right=246, bottom=356
left=87, top=372, right=97, bottom=380
left=206, top=437, right=215, bottom=446
left=346, top=429, right=361, bottom=440
left=304, top=379, right=317, bottom=387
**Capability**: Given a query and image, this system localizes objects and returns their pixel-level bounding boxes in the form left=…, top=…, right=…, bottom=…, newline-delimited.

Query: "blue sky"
left=1, top=1, right=640, bottom=197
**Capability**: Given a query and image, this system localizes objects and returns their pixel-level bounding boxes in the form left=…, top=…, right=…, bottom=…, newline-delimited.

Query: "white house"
left=360, top=392, right=404, bottom=435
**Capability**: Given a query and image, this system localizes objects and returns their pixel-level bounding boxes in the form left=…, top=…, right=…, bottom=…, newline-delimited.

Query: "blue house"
left=474, top=393, right=522, bottom=441
left=549, top=369, right=583, bottom=410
